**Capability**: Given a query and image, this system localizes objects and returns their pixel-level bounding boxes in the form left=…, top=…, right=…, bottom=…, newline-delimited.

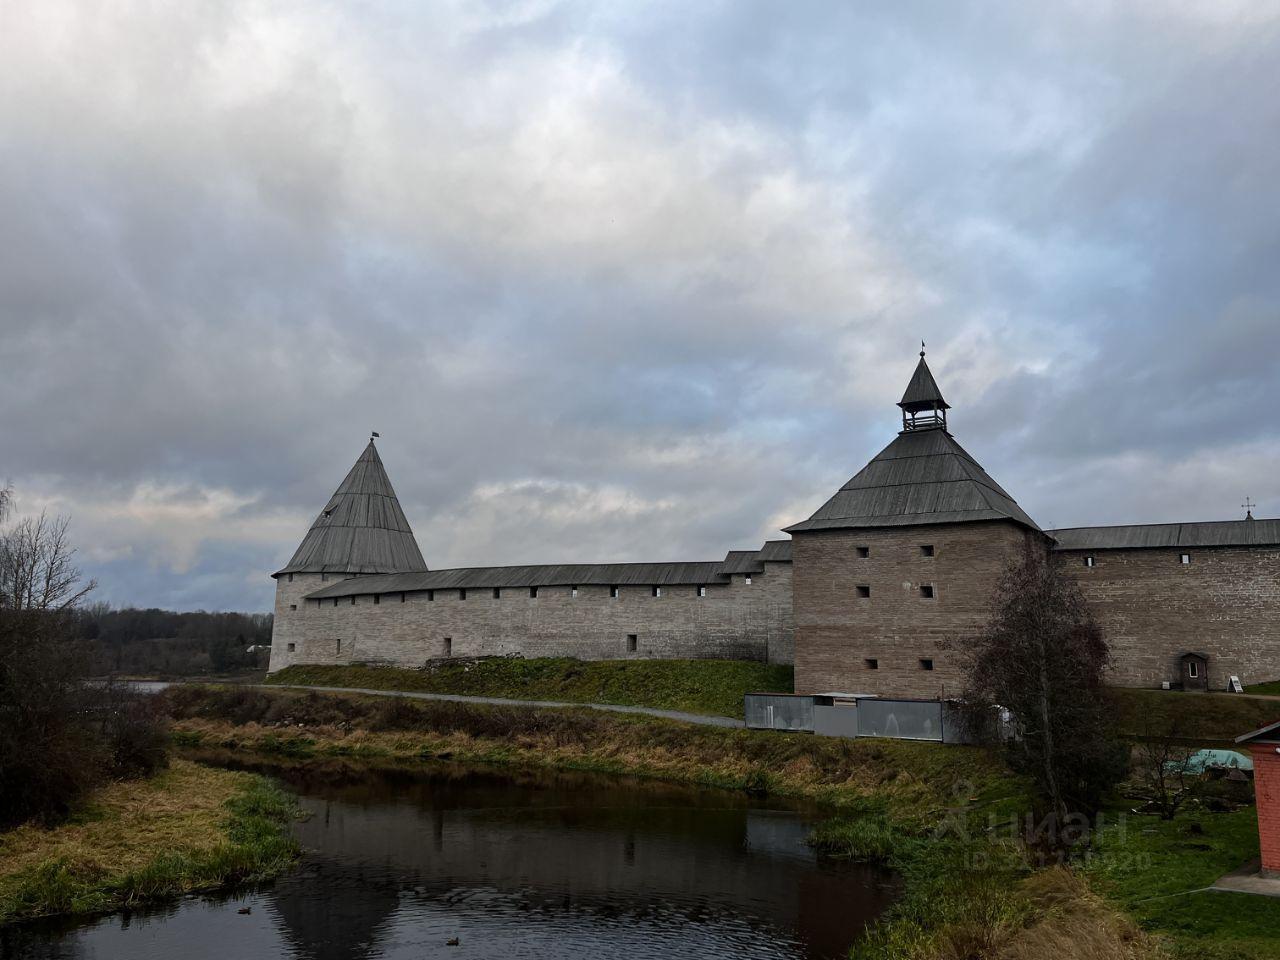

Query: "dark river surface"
left=2, top=755, right=897, bottom=960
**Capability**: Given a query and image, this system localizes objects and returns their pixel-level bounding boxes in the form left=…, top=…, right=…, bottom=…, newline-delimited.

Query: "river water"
left=3, top=756, right=896, bottom=960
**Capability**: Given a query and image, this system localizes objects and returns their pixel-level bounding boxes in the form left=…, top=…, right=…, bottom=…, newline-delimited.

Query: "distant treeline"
left=74, top=604, right=273, bottom=677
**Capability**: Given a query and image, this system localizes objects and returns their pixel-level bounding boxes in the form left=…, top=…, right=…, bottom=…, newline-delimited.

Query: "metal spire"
left=1243, top=497, right=1256, bottom=520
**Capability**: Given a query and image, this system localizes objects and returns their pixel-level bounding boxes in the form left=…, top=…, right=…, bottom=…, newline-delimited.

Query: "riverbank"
left=266, top=658, right=793, bottom=720
left=0, top=759, right=299, bottom=924
left=165, top=684, right=1020, bottom=824
left=165, top=684, right=1278, bottom=960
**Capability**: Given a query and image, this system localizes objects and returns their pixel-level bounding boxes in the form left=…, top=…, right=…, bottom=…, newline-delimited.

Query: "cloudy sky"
left=3, top=1, right=1279, bottom=612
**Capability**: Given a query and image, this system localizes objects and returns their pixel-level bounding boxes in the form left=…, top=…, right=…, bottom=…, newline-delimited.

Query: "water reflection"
left=2, top=756, right=896, bottom=960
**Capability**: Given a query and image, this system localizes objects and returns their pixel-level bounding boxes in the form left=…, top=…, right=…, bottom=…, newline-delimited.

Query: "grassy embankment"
left=169, top=681, right=1280, bottom=960
left=1108, top=687, right=1280, bottom=742
left=159, top=685, right=1098, bottom=958
left=0, top=759, right=300, bottom=924
left=267, top=657, right=793, bottom=719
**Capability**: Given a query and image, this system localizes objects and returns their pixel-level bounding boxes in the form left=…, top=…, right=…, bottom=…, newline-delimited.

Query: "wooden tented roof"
left=785, top=427, right=1040, bottom=533
left=274, top=441, right=428, bottom=577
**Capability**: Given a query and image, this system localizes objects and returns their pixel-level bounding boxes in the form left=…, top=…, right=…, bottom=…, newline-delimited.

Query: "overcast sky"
left=3, top=1, right=1279, bottom=612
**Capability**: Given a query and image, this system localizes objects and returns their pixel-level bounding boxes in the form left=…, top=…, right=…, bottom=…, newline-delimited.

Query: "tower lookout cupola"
left=898, top=343, right=950, bottom=432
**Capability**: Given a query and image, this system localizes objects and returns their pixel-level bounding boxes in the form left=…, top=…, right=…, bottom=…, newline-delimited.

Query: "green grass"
left=1085, top=806, right=1280, bottom=958
left=1244, top=680, right=1280, bottom=698
left=0, top=764, right=301, bottom=924
left=1109, top=687, right=1280, bottom=742
left=809, top=801, right=1036, bottom=959
left=267, top=657, right=794, bottom=719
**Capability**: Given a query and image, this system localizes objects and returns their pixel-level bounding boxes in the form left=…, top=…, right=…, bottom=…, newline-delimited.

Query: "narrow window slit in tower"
left=857, top=585, right=871, bottom=599
left=627, top=634, right=637, bottom=652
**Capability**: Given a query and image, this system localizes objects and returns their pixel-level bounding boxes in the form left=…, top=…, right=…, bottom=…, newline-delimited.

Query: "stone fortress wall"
left=271, top=560, right=794, bottom=671
left=268, top=351, right=1280, bottom=695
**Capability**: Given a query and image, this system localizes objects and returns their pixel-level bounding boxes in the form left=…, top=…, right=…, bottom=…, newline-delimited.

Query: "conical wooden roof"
left=898, top=355, right=950, bottom=411
left=275, top=441, right=428, bottom=576
left=785, top=427, right=1040, bottom=533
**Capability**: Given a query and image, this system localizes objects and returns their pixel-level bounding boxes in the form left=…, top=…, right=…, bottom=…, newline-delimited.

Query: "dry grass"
left=995, top=869, right=1156, bottom=960
left=0, top=760, right=241, bottom=883
left=0, top=759, right=299, bottom=923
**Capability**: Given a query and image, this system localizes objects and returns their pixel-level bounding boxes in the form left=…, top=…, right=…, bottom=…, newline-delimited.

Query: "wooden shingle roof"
left=302, top=540, right=792, bottom=599
left=274, top=441, right=428, bottom=577
left=898, top=355, right=950, bottom=412
left=1050, top=518, right=1280, bottom=551
left=784, top=427, right=1040, bottom=534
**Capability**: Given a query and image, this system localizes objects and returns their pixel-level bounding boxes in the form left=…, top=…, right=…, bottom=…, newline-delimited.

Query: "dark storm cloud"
left=2, top=1, right=1278, bottom=611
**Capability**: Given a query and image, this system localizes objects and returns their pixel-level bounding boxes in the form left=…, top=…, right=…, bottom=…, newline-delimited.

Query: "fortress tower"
left=786, top=348, right=1045, bottom=697
left=269, top=439, right=427, bottom=672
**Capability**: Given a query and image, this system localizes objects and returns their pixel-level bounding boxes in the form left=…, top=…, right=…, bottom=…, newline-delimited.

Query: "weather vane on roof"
left=371, top=431, right=380, bottom=440
left=920, top=339, right=926, bottom=358
left=1243, top=496, right=1256, bottom=520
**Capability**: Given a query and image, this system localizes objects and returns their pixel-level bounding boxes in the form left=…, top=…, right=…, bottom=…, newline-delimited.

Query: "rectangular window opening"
left=1188, top=661, right=1199, bottom=678
left=651, top=585, right=661, bottom=598
left=865, top=658, right=878, bottom=670
left=333, top=597, right=339, bottom=608
left=920, top=658, right=934, bottom=671
left=400, top=592, right=406, bottom=603
left=920, top=584, right=935, bottom=599
left=350, top=596, right=356, bottom=605
left=335, top=639, right=342, bottom=654
left=530, top=586, right=539, bottom=599
left=286, top=642, right=296, bottom=653
left=459, top=589, right=467, bottom=600
left=493, top=587, right=501, bottom=599
left=856, top=546, right=870, bottom=559
left=444, top=637, right=452, bottom=656
left=287, top=573, right=294, bottom=583
left=697, top=585, right=706, bottom=597
left=427, top=589, right=435, bottom=602
left=627, top=634, right=638, bottom=652
left=744, top=575, right=752, bottom=585
left=289, top=604, right=297, bottom=611
left=571, top=585, right=578, bottom=598
left=374, top=594, right=380, bottom=605
left=920, top=544, right=935, bottom=557
left=1180, top=553, right=1191, bottom=565
left=856, top=584, right=871, bottom=599
left=610, top=585, right=619, bottom=599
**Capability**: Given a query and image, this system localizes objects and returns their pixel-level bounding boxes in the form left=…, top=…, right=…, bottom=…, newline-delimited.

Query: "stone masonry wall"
left=268, top=561, right=793, bottom=672
left=1056, top=545, right=1280, bottom=690
left=791, top=521, right=1039, bottom=699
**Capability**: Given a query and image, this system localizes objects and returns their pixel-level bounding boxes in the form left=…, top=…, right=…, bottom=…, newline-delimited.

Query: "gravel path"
left=161, top=680, right=745, bottom=729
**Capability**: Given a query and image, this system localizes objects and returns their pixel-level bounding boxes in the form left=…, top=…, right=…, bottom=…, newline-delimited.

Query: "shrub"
left=97, top=688, right=169, bottom=781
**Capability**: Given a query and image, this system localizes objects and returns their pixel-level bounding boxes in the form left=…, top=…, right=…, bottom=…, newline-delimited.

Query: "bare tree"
left=0, top=510, right=97, bottom=612
left=955, top=548, right=1128, bottom=831
left=1133, top=715, right=1201, bottom=819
